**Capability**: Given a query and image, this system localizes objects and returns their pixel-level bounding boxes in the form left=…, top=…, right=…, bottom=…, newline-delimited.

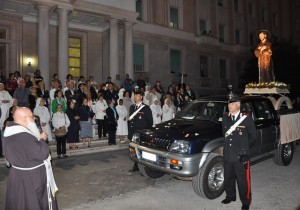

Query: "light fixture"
left=27, top=58, right=32, bottom=66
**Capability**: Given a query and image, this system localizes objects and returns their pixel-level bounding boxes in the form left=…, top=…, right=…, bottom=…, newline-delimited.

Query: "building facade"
left=0, top=0, right=299, bottom=94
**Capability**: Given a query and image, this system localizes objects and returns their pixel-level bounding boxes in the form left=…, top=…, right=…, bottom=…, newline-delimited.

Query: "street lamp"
left=27, top=58, right=32, bottom=66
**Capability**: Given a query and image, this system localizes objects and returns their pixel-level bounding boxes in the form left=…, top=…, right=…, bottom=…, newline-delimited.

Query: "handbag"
left=55, top=127, right=67, bottom=137
left=55, top=113, right=67, bottom=137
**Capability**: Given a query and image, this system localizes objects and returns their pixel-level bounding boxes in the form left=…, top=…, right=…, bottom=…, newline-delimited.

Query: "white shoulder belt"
left=129, top=105, right=145, bottom=121
left=225, top=115, right=247, bottom=138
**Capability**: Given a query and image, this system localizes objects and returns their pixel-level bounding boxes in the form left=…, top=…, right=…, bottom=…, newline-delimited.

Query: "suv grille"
left=140, top=135, right=172, bottom=151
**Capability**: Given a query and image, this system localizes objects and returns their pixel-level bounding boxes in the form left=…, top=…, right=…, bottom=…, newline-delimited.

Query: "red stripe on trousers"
left=246, top=161, right=251, bottom=200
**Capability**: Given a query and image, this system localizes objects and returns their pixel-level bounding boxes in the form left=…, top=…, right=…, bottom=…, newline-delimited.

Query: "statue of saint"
left=254, top=30, right=275, bottom=83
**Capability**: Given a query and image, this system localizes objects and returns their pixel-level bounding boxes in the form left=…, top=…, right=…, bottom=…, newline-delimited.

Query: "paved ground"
left=1, top=145, right=300, bottom=210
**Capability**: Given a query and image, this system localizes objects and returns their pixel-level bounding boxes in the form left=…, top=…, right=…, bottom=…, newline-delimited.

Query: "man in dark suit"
left=64, top=81, right=78, bottom=102
left=128, top=89, right=153, bottom=172
left=183, top=84, right=196, bottom=100
left=105, top=82, right=119, bottom=105
left=221, top=94, right=256, bottom=210
left=106, top=99, right=119, bottom=145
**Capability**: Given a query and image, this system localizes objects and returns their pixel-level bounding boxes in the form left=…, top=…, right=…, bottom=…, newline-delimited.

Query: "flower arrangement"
left=245, top=82, right=289, bottom=89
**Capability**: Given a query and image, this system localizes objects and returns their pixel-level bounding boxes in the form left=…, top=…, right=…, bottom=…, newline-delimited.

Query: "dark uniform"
left=222, top=108, right=256, bottom=209
left=128, top=103, right=153, bottom=140
left=128, top=90, right=153, bottom=171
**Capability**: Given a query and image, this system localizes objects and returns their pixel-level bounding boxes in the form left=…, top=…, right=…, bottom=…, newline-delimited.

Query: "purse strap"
left=63, top=113, right=66, bottom=125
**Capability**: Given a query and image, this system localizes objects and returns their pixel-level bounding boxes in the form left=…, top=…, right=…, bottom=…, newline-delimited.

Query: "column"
left=38, top=5, right=50, bottom=89
left=58, top=8, right=69, bottom=84
left=109, top=19, right=119, bottom=78
left=124, top=21, right=134, bottom=79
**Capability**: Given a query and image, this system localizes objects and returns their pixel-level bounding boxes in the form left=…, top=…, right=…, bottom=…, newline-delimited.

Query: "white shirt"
left=231, top=111, right=241, bottom=121
left=49, top=88, right=57, bottom=101
left=93, top=99, right=108, bottom=120
left=52, top=111, right=70, bottom=130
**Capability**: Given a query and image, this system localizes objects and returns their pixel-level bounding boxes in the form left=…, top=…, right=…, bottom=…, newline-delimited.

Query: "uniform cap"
left=134, top=89, right=145, bottom=96
left=228, top=94, right=240, bottom=103
left=227, top=84, right=240, bottom=103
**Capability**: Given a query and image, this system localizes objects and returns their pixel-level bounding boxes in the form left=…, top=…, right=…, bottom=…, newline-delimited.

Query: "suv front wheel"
left=192, top=153, right=225, bottom=199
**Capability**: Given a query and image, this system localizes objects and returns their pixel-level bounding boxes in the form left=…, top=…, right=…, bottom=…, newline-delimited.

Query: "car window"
left=241, top=102, right=255, bottom=120
left=253, top=100, right=273, bottom=120
left=177, top=101, right=227, bottom=121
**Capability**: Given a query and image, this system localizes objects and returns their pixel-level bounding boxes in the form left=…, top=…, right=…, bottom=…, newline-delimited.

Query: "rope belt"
left=12, top=163, right=45, bottom=170
left=12, top=156, right=58, bottom=210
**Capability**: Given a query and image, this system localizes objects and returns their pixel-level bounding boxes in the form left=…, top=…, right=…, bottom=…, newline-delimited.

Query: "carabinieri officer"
left=221, top=93, right=256, bottom=210
left=128, top=88, right=153, bottom=172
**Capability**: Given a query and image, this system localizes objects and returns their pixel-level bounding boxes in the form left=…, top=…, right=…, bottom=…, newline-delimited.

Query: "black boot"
left=128, top=162, right=139, bottom=172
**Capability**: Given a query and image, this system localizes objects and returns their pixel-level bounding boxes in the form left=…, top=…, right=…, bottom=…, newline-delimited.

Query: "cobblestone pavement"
left=1, top=146, right=300, bottom=210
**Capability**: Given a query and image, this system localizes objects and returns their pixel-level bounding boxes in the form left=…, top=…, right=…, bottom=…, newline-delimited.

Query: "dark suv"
left=128, top=95, right=295, bottom=199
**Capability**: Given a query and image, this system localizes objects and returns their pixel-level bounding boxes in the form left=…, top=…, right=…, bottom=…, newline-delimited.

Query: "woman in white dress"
left=162, top=98, right=175, bottom=122
left=116, top=99, right=128, bottom=143
left=33, top=98, right=53, bottom=141
left=0, top=83, right=13, bottom=128
left=150, top=98, right=162, bottom=125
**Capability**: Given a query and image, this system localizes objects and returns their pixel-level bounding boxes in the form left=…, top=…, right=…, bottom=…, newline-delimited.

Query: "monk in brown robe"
left=3, top=107, right=58, bottom=210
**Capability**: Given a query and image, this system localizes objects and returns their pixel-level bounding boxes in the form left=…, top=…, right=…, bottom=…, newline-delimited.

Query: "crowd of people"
left=0, top=69, right=197, bottom=159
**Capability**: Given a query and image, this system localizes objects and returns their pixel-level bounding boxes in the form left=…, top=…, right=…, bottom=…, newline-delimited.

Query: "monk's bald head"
left=14, top=107, right=34, bottom=126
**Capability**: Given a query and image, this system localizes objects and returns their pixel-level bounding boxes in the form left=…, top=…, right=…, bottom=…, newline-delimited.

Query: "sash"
left=129, top=105, right=145, bottom=121
left=225, top=115, right=247, bottom=138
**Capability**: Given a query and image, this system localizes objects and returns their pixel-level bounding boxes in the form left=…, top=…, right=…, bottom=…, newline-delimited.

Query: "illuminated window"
left=68, top=37, right=81, bottom=77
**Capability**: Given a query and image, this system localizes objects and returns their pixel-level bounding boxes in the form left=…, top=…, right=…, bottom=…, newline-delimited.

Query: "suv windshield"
left=177, top=101, right=228, bottom=121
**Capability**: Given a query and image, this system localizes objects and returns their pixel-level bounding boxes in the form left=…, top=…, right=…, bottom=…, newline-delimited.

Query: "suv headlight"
left=169, top=140, right=190, bottom=154
left=132, top=132, right=140, bottom=143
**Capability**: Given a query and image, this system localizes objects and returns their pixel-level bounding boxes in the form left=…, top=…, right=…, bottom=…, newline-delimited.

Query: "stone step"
left=48, top=138, right=129, bottom=157
left=0, top=138, right=130, bottom=166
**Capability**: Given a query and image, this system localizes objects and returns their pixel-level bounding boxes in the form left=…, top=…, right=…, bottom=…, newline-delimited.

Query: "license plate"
left=142, top=151, right=157, bottom=162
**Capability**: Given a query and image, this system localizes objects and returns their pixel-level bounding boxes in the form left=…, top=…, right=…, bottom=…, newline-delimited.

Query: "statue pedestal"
left=244, top=87, right=290, bottom=94
left=244, top=87, right=291, bottom=110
